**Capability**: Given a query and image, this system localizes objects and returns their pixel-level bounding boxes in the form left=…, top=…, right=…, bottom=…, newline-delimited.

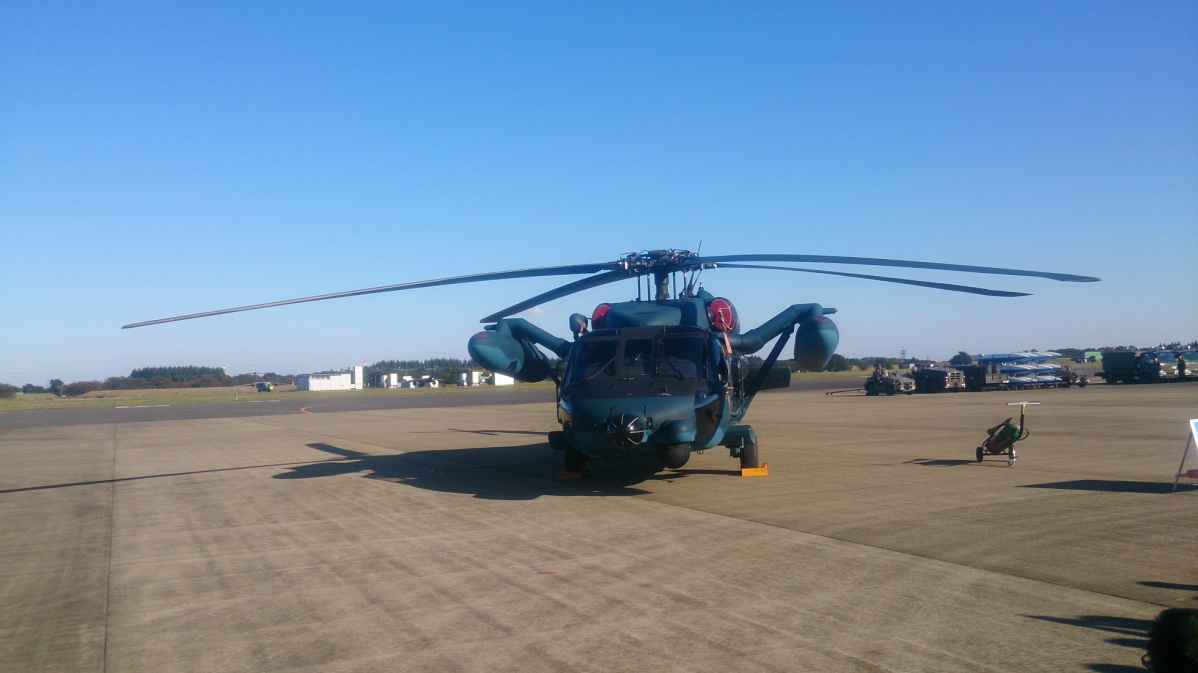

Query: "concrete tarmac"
left=2, top=383, right=1195, bottom=672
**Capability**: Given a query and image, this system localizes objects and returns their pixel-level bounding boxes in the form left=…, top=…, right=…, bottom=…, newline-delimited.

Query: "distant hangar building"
left=296, top=365, right=365, bottom=391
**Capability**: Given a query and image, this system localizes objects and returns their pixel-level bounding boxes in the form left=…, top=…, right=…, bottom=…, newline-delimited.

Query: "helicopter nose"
left=607, top=413, right=645, bottom=449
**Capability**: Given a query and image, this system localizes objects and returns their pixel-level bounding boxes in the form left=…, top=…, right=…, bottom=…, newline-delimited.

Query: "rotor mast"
left=617, top=249, right=700, bottom=302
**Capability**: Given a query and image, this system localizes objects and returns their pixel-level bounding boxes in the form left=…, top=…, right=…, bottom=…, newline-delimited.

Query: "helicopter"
left=124, top=249, right=1099, bottom=477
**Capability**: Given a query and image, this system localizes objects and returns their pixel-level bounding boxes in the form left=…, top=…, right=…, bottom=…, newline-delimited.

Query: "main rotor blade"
left=122, top=262, right=618, bottom=329
left=715, top=263, right=1031, bottom=297
left=480, top=269, right=632, bottom=323
left=696, top=254, right=1100, bottom=283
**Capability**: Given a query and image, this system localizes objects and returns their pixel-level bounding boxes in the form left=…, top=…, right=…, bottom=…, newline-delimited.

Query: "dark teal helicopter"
left=124, top=250, right=1098, bottom=477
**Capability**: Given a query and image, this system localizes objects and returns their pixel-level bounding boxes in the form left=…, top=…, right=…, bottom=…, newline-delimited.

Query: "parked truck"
left=1096, top=350, right=1196, bottom=383
left=955, top=363, right=1009, bottom=391
left=907, top=366, right=966, bottom=393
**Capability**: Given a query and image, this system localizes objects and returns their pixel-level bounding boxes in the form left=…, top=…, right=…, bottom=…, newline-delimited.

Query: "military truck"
left=955, top=363, right=1009, bottom=391
left=907, top=366, right=966, bottom=393
left=1097, top=350, right=1190, bottom=383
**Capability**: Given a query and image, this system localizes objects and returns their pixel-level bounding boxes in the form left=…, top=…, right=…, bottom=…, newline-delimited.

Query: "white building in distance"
left=377, top=373, right=440, bottom=389
left=296, top=365, right=364, bottom=391
left=460, top=370, right=514, bottom=386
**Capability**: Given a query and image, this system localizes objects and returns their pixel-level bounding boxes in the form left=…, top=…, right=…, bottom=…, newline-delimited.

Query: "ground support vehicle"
left=1053, top=368, right=1089, bottom=388
left=976, top=402, right=1038, bottom=466
left=907, top=367, right=966, bottom=393
left=978, top=418, right=1026, bottom=465
left=1097, top=350, right=1195, bottom=384
left=864, top=371, right=915, bottom=396
left=955, top=364, right=1009, bottom=391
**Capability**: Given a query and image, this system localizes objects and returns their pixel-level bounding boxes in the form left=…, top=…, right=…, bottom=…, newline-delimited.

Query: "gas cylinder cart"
left=976, top=402, right=1039, bottom=465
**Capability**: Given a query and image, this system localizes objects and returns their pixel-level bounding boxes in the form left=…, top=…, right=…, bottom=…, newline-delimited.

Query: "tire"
left=739, top=442, right=760, bottom=470
left=976, top=447, right=984, bottom=462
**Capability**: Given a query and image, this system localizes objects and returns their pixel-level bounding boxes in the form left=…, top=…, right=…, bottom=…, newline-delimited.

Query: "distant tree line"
left=130, top=365, right=226, bottom=382
left=7, top=367, right=297, bottom=398
left=814, top=355, right=909, bottom=372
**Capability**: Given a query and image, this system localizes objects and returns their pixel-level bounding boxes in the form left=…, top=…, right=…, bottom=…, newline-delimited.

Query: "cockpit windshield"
left=655, top=334, right=706, bottom=380
left=622, top=339, right=653, bottom=377
left=565, top=332, right=708, bottom=386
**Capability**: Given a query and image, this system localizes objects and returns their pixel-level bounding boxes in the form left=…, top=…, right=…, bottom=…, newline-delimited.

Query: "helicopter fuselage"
left=556, top=324, right=729, bottom=466
left=468, top=294, right=839, bottom=472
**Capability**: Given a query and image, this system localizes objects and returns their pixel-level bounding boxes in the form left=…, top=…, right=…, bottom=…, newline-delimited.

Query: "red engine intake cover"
left=591, top=303, right=612, bottom=328
left=708, top=297, right=738, bottom=332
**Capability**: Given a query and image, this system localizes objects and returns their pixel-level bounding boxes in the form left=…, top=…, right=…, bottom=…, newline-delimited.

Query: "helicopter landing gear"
left=724, top=425, right=768, bottom=476
left=558, top=447, right=588, bottom=480
left=550, top=431, right=587, bottom=480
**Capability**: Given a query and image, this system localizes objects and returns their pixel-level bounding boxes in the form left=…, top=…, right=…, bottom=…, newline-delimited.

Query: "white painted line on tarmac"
left=114, top=405, right=172, bottom=409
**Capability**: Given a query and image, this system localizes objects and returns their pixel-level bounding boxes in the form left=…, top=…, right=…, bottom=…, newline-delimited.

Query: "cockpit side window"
left=567, top=340, right=618, bottom=385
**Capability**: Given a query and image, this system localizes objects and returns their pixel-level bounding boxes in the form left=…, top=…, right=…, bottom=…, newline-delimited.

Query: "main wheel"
left=740, top=442, right=760, bottom=470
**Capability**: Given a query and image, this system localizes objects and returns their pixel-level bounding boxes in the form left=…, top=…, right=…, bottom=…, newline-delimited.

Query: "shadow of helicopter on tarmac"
left=1024, top=613, right=1152, bottom=672
left=272, top=441, right=727, bottom=500
left=1021, top=479, right=1187, bottom=494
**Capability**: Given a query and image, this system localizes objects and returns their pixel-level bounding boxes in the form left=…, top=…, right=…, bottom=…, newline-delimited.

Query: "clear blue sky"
left=2, top=1, right=1195, bottom=384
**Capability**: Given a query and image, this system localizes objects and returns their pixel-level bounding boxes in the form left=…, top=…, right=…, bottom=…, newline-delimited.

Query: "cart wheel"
left=1007, top=449, right=1017, bottom=466
left=976, top=447, right=984, bottom=462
